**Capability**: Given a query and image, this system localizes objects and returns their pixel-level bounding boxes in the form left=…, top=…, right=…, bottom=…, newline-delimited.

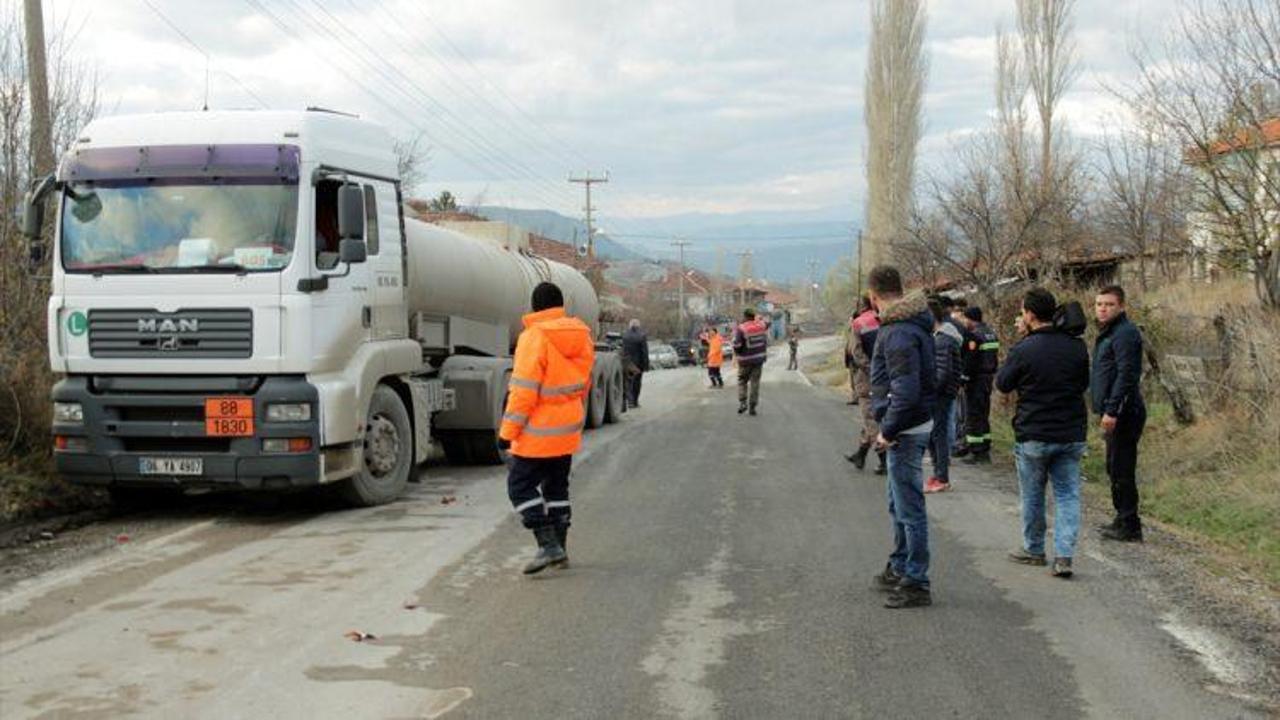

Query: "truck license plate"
left=205, top=397, right=254, bottom=437
left=139, top=457, right=203, bottom=476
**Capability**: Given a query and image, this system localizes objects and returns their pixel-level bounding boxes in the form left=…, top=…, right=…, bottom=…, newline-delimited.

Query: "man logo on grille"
left=138, top=318, right=199, bottom=333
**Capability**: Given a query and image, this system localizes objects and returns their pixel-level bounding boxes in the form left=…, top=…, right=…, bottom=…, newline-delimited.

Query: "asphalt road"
left=0, top=340, right=1268, bottom=719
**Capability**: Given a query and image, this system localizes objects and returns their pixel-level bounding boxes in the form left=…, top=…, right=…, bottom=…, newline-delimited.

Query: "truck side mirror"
left=337, top=183, right=365, bottom=240
left=21, top=199, right=44, bottom=240
left=339, top=237, right=367, bottom=264
left=21, top=174, right=55, bottom=241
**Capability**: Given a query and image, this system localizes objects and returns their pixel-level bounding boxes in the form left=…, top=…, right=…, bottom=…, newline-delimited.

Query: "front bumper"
left=52, top=375, right=324, bottom=491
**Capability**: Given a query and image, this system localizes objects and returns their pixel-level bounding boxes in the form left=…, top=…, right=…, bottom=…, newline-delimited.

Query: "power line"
left=139, top=0, right=268, bottom=109
left=248, top=0, right=573, bottom=212
left=288, top=0, right=576, bottom=212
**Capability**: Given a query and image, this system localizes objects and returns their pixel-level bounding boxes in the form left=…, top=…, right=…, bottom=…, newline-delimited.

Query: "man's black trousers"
left=1105, top=408, right=1146, bottom=530
left=963, top=374, right=994, bottom=454
left=507, top=455, right=572, bottom=530
left=627, top=372, right=644, bottom=406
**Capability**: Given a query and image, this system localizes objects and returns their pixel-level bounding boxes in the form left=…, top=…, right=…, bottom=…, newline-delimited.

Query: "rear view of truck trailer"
left=24, top=109, right=624, bottom=507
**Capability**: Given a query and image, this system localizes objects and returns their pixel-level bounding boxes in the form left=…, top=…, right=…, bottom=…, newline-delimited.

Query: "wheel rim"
left=364, top=414, right=401, bottom=477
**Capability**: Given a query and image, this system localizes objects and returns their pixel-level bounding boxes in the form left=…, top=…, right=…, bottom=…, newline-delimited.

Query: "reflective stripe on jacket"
left=734, top=319, right=769, bottom=365
left=499, top=307, right=595, bottom=458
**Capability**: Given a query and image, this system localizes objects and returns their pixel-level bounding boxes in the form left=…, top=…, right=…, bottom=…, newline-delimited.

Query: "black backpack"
left=1054, top=301, right=1087, bottom=337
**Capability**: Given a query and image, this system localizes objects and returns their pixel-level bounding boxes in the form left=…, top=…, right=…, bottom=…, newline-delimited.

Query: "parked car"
left=604, top=331, right=623, bottom=351
left=669, top=339, right=697, bottom=366
left=648, top=342, right=679, bottom=369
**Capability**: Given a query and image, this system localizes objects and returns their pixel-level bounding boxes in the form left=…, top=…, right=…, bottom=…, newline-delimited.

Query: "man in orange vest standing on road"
left=701, top=324, right=725, bottom=388
left=498, top=282, right=595, bottom=575
left=733, top=308, right=769, bottom=416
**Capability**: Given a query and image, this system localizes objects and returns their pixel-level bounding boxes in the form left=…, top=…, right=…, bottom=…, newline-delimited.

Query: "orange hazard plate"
left=205, top=397, right=254, bottom=437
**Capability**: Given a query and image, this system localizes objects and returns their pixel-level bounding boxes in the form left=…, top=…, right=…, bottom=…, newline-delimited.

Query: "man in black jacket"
left=621, top=319, right=651, bottom=408
left=996, top=288, right=1091, bottom=578
left=1091, top=285, right=1147, bottom=542
left=867, top=266, right=937, bottom=609
left=926, top=298, right=963, bottom=494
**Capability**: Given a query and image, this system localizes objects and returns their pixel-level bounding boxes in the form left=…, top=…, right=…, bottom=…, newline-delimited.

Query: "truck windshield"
left=60, top=181, right=299, bottom=273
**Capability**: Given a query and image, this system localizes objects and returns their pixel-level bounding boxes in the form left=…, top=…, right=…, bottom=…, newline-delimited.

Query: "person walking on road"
left=621, top=319, right=650, bottom=409
left=845, top=296, right=885, bottom=474
left=844, top=311, right=860, bottom=405
left=701, top=325, right=725, bottom=388
left=867, top=265, right=937, bottom=609
left=499, top=282, right=595, bottom=575
left=733, top=308, right=769, bottom=416
left=996, top=288, right=1091, bottom=578
left=959, top=306, right=1000, bottom=464
left=787, top=331, right=800, bottom=371
left=926, top=298, right=963, bottom=494
left=1091, top=285, right=1147, bottom=543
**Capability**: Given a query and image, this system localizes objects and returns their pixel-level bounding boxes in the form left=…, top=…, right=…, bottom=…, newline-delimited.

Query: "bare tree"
left=863, top=0, right=928, bottom=269
left=0, top=6, right=99, bottom=458
left=392, top=131, right=430, bottom=198
left=1127, top=0, right=1280, bottom=307
left=1095, top=119, right=1192, bottom=289
left=1017, top=0, right=1079, bottom=199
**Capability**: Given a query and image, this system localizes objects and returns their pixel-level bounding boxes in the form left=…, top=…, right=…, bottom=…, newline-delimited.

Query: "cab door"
left=361, top=181, right=407, bottom=341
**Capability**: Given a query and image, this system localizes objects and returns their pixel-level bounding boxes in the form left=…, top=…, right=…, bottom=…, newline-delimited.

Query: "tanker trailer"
left=409, top=218, right=626, bottom=465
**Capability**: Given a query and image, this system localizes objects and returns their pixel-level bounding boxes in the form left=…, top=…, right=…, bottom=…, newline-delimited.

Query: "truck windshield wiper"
left=166, top=264, right=253, bottom=274
left=87, top=264, right=157, bottom=275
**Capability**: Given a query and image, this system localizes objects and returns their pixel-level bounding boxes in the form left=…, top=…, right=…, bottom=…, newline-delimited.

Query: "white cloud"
left=37, top=0, right=1181, bottom=220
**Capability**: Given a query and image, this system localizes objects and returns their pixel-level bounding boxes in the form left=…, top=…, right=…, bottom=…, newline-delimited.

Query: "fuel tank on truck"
left=404, top=217, right=600, bottom=350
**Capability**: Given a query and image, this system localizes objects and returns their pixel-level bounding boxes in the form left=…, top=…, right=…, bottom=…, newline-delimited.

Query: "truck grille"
left=88, top=309, right=253, bottom=359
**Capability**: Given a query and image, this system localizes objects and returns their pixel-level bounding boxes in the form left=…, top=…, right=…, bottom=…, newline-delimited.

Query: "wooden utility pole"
left=671, top=238, right=691, bottom=338
left=735, top=250, right=754, bottom=311
left=568, top=171, right=608, bottom=258
left=24, top=0, right=55, bottom=177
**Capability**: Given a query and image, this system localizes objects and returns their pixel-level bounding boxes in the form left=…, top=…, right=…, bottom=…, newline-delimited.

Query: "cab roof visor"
left=58, top=143, right=301, bottom=183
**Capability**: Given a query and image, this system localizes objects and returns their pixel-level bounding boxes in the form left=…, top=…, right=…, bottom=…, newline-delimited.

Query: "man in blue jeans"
left=867, top=265, right=937, bottom=608
left=995, top=288, right=1091, bottom=578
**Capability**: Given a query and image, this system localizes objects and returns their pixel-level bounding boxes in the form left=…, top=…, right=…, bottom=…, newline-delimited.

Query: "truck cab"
left=31, top=110, right=435, bottom=504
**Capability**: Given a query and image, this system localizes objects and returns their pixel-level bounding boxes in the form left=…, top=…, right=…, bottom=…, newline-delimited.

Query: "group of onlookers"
left=853, top=265, right=1147, bottom=609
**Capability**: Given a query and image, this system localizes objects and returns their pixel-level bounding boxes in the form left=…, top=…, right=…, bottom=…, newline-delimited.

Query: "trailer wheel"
left=585, top=371, right=607, bottom=429
left=604, top=369, right=624, bottom=423
left=337, top=385, right=412, bottom=507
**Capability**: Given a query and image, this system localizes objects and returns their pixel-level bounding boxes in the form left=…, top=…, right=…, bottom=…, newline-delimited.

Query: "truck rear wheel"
left=604, top=369, right=624, bottom=423
left=585, top=370, right=607, bottom=429
left=336, top=385, right=411, bottom=507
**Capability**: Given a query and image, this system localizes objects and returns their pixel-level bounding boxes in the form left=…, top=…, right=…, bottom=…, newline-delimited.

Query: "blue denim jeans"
left=1014, top=441, right=1086, bottom=559
left=929, top=396, right=955, bottom=481
left=886, top=430, right=931, bottom=587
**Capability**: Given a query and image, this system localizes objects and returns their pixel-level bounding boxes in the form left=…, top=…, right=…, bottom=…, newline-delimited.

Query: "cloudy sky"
left=29, top=0, right=1176, bottom=222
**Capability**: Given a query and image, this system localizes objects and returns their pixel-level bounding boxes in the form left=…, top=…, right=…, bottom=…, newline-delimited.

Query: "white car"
left=648, top=343, right=679, bottom=369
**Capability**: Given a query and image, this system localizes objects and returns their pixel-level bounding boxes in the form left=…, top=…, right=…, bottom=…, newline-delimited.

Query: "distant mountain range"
left=476, top=205, right=861, bottom=282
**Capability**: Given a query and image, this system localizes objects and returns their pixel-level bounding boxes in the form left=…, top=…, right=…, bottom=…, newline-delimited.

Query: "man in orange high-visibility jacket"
left=498, top=282, right=596, bottom=575
left=700, top=325, right=725, bottom=388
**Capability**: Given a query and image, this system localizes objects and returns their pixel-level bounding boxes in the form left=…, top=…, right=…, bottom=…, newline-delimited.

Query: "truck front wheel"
left=336, top=385, right=412, bottom=507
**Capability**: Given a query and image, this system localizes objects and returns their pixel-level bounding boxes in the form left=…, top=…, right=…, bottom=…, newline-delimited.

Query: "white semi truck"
left=22, top=109, right=626, bottom=506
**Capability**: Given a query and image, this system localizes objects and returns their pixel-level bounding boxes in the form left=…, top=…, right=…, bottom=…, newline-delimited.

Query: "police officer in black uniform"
left=960, top=306, right=999, bottom=464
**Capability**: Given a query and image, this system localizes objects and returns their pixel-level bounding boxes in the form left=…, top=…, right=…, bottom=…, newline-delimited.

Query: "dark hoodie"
left=870, top=291, right=938, bottom=441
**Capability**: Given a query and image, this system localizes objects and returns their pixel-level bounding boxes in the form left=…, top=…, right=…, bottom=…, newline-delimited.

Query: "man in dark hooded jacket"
left=867, top=265, right=937, bottom=610
left=621, top=319, right=650, bottom=408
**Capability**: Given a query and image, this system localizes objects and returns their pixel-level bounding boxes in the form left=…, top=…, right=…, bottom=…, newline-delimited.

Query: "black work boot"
left=962, top=451, right=991, bottom=465
left=554, top=524, right=570, bottom=568
left=845, top=443, right=871, bottom=469
left=522, top=525, right=567, bottom=575
left=873, top=563, right=902, bottom=591
left=874, top=451, right=887, bottom=476
left=749, top=406, right=758, bottom=416
left=884, top=582, right=932, bottom=609
left=1096, top=516, right=1122, bottom=532
left=1100, top=524, right=1144, bottom=543
left=738, top=402, right=748, bottom=414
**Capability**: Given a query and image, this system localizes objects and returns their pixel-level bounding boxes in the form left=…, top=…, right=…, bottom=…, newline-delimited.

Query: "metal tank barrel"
left=404, top=218, right=600, bottom=347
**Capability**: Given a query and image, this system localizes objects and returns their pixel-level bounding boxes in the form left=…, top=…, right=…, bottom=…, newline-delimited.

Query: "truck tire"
left=604, top=369, right=624, bottom=423
left=336, top=385, right=412, bottom=507
left=440, top=431, right=471, bottom=464
left=585, top=370, right=607, bottom=429
left=465, top=431, right=508, bottom=466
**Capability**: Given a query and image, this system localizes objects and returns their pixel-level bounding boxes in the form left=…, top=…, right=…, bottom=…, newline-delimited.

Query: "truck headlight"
left=266, top=403, right=312, bottom=422
left=53, top=402, right=84, bottom=424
